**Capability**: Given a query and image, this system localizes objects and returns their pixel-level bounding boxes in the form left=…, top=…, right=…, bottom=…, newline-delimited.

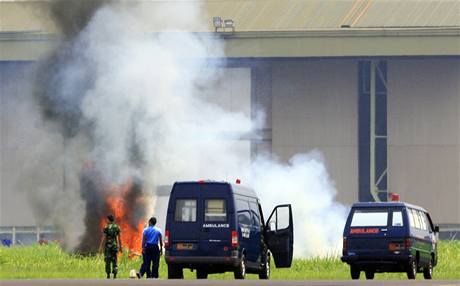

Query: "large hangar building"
left=1, top=1, right=459, bottom=236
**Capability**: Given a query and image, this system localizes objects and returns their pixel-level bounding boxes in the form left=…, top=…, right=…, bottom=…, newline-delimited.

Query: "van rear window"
left=175, top=199, right=197, bottom=222
left=205, top=199, right=227, bottom=222
left=351, top=210, right=388, bottom=227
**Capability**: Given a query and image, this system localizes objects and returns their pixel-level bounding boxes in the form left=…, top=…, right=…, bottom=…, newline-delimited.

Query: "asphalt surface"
left=1, top=280, right=459, bottom=286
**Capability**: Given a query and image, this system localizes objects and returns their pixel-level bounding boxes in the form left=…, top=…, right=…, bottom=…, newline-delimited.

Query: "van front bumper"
left=165, top=255, right=240, bottom=267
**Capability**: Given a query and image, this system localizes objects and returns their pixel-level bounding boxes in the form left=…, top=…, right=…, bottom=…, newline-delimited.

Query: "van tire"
left=365, top=270, right=374, bottom=280
left=350, top=265, right=360, bottom=280
left=167, top=265, right=183, bottom=279
left=423, top=260, right=433, bottom=279
left=234, top=255, right=246, bottom=279
left=196, top=269, right=208, bottom=279
left=406, top=259, right=417, bottom=279
left=259, top=252, right=270, bottom=280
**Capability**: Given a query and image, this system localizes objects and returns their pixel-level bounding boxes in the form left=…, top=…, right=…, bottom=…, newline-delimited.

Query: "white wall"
left=271, top=60, right=358, bottom=205
left=388, top=59, right=460, bottom=224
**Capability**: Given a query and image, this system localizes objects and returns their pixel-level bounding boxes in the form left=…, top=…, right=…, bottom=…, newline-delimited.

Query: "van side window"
left=424, top=212, right=435, bottom=232
left=276, top=206, right=290, bottom=229
left=175, top=199, right=197, bottom=222
left=392, top=211, right=403, bottom=226
left=205, top=199, right=227, bottom=222
left=416, top=211, right=425, bottom=230
left=236, top=199, right=251, bottom=225
left=249, top=201, right=261, bottom=230
left=417, top=211, right=428, bottom=231
left=267, top=206, right=290, bottom=231
left=410, top=209, right=421, bottom=229
left=408, top=209, right=415, bottom=228
left=407, top=209, right=417, bottom=228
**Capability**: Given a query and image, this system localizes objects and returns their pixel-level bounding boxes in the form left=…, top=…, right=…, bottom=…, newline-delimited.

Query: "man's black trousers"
left=140, top=244, right=160, bottom=278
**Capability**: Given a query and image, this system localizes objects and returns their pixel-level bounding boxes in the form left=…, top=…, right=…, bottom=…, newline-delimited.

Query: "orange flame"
left=100, top=179, right=145, bottom=258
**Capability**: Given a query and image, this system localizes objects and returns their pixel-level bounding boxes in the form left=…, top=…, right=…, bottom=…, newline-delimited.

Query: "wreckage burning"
left=78, top=164, right=147, bottom=255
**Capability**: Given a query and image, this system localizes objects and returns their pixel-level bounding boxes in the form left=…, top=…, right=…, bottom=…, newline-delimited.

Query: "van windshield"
left=205, top=199, right=227, bottom=222
left=351, top=209, right=388, bottom=227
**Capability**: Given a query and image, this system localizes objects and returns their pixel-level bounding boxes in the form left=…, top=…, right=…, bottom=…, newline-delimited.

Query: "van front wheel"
left=234, top=255, right=246, bottom=279
left=423, top=260, right=433, bottom=279
left=259, top=252, right=270, bottom=280
left=167, top=265, right=183, bottom=279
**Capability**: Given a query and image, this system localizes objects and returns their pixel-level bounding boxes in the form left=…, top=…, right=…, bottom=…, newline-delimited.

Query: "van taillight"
left=404, top=237, right=412, bottom=249
left=164, top=230, right=170, bottom=248
left=231, top=231, right=238, bottom=247
left=342, top=237, right=348, bottom=252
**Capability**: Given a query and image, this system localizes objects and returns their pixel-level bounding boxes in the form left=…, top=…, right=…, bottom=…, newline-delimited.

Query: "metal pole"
left=370, top=61, right=379, bottom=202
left=12, top=226, right=16, bottom=246
left=36, top=226, right=40, bottom=243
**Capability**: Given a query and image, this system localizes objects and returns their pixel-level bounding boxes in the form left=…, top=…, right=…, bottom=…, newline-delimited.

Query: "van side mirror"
left=434, top=225, right=439, bottom=233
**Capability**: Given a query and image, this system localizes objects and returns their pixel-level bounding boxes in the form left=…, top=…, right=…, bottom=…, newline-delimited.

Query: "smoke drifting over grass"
left=252, top=153, right=346, bottom=256
left=26, top=2, right=346, bottom=256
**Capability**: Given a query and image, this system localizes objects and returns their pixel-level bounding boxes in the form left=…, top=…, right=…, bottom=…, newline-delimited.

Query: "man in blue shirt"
left=137, top=217, right=163, bottom=279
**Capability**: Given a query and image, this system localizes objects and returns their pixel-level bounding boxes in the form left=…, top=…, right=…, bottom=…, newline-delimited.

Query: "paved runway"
left=1, top=280, right=459, bottom=286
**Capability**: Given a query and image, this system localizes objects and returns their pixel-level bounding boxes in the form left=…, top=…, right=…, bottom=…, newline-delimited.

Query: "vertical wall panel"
left=271, top=60, right=358, bottom=205
left=388, top=59, right=460, bottom=224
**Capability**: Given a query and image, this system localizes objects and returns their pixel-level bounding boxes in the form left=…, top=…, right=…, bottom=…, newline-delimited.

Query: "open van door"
left=264, top=204, right=293, bottom=268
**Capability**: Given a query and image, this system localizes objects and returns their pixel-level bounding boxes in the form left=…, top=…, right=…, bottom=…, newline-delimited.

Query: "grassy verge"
left=0, top=241, right=459, bottom=279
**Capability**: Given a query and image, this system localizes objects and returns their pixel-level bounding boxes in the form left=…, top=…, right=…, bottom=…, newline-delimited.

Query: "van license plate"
left=176, top=243, right=194, bottom=250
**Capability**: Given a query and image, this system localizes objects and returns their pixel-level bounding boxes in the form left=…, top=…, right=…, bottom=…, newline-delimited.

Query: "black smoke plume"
left=50, top=0, right=111, bottom=38
left=34, top=0, right=111, bottom=137
left=31, top=0, right=147, bottom=253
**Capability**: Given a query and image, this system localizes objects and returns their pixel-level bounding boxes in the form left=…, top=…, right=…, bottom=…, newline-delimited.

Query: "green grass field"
left=0, top=241, right=459, bottom=280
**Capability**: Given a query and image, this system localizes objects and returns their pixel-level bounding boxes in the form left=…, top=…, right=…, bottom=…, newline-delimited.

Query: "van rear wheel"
left=365, top=270, right=374, bottom=280
left=350, top=265, right=360, bottom=280
left=406, top=259, right=417, bottom=279
left=234, top=255, right=246, bottom=279
left=167, top=265, right=183, bottom=279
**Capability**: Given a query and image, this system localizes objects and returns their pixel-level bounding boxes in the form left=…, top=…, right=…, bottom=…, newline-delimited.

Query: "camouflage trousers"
left=104, top=247, right=118, bottom=275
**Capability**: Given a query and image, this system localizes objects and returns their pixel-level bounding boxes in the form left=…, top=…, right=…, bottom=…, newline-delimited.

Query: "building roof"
left=202, top=0, right=460, bottom=31
left=0, top=0, right=459, bottom=59
left=1, top=0, right=459, bottom=33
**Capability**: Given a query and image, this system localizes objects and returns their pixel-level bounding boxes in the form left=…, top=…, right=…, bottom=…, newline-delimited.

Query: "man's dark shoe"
left=106, top=274, right=110, bottom=279
left=113, top=273, right=117, bottom=279
left=136, top=272, right=141, bottom=279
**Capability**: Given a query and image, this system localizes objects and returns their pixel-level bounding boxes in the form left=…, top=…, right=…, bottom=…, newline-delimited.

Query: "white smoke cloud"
left=18, top=2, right=346, bottom=255
left=251, top=152, right=346, bottom=257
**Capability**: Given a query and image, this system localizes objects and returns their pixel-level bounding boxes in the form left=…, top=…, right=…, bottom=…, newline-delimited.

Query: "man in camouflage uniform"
left=99, top=214, right=122, bottom=279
